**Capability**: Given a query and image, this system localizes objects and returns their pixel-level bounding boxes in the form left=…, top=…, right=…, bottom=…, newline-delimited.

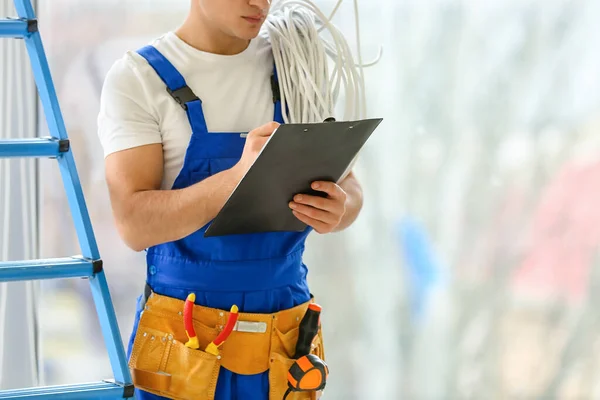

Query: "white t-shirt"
left=97, top=31, right=276, bottom=189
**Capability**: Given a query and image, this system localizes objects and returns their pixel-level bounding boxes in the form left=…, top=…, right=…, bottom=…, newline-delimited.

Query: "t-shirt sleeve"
left=97, top=54, right=162, bottom=158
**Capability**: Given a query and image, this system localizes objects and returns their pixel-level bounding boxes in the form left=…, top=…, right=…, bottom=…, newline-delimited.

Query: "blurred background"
left=2, top=0, right=600, bottom=398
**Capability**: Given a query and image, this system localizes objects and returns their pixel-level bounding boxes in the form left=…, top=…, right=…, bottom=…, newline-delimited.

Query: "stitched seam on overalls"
left=151, top=246, right=306, bottom=264
left=152, top=281, right=306, bottom=294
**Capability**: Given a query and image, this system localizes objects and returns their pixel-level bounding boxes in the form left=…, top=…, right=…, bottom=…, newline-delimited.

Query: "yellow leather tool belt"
left=128, top=292, right=326, bottom=400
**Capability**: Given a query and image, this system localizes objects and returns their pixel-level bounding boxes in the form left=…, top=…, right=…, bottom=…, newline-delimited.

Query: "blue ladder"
left=0, top=0, right=133, bottom=398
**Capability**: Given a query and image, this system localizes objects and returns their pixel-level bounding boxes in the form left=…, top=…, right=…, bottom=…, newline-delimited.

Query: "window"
left=0, top=0, right=596, bottom=397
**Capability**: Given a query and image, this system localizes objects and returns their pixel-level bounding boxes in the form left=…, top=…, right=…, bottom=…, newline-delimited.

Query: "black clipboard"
left=204, top=117, right=383, bottom=237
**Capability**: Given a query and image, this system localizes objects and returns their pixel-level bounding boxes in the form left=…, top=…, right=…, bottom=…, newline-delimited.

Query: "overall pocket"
left=129, top=325, right=221, bottom=400
left=164, top=338, right=221, bottom=400
left=269, top=353, right=313, bottom=400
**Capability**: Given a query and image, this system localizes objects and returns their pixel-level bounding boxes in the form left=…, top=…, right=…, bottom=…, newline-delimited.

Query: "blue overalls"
left=126, top=45, right=313, bottom=399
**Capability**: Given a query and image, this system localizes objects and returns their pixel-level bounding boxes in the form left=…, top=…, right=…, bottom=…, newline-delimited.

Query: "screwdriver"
left=284, top=303, right=328, bottom=399
left=293, top=303, right=322, bottom=359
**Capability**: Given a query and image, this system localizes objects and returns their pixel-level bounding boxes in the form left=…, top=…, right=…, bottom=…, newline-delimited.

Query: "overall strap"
left=136, top=45, right=208, bottom=133
left=272, top=64, right=285, bottom=124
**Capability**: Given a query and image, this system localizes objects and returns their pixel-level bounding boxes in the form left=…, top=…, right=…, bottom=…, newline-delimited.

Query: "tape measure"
left=283, top=354, right=329, bottom=399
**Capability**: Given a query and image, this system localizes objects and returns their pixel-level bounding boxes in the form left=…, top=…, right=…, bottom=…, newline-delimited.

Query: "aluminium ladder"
left=0, top=0, right=133, bottom=398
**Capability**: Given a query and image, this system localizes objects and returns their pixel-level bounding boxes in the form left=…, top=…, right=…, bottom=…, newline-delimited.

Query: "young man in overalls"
left=98, top=0, right=363, bottom=398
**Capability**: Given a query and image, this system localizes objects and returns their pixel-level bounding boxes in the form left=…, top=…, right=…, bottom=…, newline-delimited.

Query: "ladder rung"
left=0, top=257, right=99, bottom=282
left=0, top=138, right=68, bottom=158
left=0, top=380, right=133, bottom=399
left=0, top=18, right=35, bottom=39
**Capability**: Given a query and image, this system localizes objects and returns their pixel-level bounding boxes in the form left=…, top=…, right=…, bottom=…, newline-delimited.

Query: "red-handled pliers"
left=183, top=292, right=239, bottom=355
left=205, top=304, right=239, bottom=356
left=184, top=293, right=200, bottom=349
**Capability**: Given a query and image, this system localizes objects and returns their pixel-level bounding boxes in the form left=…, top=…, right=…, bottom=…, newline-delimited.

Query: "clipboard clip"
left=240, top=118, right=334, bottom=138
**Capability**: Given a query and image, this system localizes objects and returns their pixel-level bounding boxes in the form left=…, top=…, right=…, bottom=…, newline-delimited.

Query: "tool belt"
left=128, top=292, right=326, bottom=400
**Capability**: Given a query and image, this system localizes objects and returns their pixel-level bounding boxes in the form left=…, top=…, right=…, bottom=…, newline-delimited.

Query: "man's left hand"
left=289, top=181, right=347, bottom=234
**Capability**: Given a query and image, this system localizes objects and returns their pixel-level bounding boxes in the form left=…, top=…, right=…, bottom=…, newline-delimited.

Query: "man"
left=98, top=0, right=363, bottom=398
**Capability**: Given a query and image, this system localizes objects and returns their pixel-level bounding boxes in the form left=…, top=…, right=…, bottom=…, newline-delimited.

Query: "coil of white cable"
left=261, top=0, right=381, bottom=124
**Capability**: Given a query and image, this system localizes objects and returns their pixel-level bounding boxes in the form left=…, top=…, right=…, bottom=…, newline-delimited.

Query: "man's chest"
left=159, top=74, right=275, bottom=139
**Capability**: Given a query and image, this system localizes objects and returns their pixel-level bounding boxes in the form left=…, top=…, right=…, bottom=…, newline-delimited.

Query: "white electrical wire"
left=261, top=0, right=382, bottom=123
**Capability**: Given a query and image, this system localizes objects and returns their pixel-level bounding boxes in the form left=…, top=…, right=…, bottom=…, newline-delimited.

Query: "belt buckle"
left=234, top=320, right=267, bottom=333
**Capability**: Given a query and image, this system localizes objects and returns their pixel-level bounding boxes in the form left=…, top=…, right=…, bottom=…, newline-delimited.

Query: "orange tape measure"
left=283, top=354, right=329, bottom=399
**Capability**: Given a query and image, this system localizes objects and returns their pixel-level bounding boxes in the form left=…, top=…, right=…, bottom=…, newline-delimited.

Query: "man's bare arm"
left=105, top=122, right=279, bottom=251
left=335, top=171, right=363, bottom=231
left=105, top=144, right=241, bottom=251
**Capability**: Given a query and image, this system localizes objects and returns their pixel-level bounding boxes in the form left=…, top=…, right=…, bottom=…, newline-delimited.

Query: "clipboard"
left=204, top=117, right=383, bottom=237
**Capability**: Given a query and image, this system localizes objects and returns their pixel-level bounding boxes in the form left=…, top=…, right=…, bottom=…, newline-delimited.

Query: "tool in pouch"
left=283, top=303, right=329, bottom=400
left=183, top=293, right=240, bottom=355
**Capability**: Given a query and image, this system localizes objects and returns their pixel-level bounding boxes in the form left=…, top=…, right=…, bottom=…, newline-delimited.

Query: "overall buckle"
left=167, top=85, right=199, bottom=110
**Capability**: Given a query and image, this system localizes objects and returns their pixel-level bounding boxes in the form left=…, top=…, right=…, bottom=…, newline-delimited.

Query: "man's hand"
left=289, top=181, right=348, bottom=234
left=233, top=121, right=280, bottom=178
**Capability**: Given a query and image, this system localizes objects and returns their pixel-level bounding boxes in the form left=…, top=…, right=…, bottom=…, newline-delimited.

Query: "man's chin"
left=238, top=30, right=261, bottom=41
left=234, top=23, right=265, bottom=41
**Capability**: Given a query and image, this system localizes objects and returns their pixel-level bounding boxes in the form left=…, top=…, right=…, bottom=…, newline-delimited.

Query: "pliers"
left=183, top=292, right=239, bottom=356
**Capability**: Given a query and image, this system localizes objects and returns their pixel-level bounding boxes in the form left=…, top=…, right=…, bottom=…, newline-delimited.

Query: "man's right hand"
left=233, top=121, right=280, bottom=177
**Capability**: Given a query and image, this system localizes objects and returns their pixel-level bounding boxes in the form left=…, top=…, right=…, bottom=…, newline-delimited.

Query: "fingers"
left=292, top=211, right=331, bottom=234
left=289, top=201, right=340, bottom=225
left=291, top=194, right=338, bottom=213
left=310, top=181, right=347, bottom=200
left=290, top=186, right=347, bottom=234
left=249, top=121, right=280, bottom=138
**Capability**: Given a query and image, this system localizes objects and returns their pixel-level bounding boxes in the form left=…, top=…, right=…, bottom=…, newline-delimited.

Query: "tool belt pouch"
left=128, top=293, right=326, bottom=400
left=128, top=307, right=221, bottom=399
left=269, top=324, right=326, bottom=400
